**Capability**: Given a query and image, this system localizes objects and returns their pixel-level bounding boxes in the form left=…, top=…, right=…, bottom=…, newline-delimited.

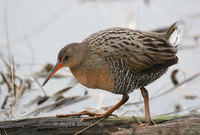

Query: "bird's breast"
left=69, top=57, right=115, bottom=92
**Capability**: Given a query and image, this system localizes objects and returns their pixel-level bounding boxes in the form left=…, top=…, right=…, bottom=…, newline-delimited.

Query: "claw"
left=133, top=116, right=156, bottom=127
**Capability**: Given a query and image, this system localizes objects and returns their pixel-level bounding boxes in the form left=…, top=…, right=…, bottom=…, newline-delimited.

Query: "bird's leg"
left=134, top=87, right=156, bottom=126
left=56, top=94, right=129, bottom=121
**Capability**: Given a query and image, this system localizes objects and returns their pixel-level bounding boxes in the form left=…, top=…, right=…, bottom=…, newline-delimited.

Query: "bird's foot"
left=133, top=116, right=156, bottom=127
left=56, top=110, right=117, bottom=121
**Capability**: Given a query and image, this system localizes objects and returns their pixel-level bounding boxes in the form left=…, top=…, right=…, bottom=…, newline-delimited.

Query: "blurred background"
left=0, top=0, right=200, bottom=120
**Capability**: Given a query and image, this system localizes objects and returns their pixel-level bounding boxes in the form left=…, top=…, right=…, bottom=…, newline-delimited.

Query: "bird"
left=42, top=22, right=182, bottom=126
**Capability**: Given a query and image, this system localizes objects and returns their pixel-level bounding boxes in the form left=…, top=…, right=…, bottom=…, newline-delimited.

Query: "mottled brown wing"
left=84, top=27, right=177, bottom=73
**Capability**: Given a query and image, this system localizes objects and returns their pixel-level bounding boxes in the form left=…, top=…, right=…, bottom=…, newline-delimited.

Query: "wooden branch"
left=0, top=115, right=200, bottom=135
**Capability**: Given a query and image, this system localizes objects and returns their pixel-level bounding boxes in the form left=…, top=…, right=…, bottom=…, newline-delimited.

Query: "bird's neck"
left=69, top=42, right=88, bottom=71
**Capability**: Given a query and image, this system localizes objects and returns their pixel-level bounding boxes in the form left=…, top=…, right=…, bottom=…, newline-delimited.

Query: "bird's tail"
left=165, top=22, right=184, bottom=47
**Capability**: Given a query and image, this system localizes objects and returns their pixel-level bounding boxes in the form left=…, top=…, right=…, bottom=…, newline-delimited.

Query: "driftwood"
left=0, top=115, right=200, bottom=135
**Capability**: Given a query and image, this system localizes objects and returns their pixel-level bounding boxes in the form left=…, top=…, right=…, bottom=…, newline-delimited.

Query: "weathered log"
left=0, top=115, right=200, bottom=135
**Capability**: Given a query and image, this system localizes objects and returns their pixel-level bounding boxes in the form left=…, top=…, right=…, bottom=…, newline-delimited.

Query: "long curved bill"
left=42, top=62, right=63, bottom=86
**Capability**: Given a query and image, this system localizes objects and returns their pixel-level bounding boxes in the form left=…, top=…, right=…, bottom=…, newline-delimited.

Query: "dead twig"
left=171, top=69, right=179, bottom=85
left=158, top=105, right=200, bottom=116
left=1, top=96, right=9, bottom=109
left=10, top=56, right=16, bottom=95
left=25, top=95, right=90, bottom=116
left=3, top=129, right=8, bottom=135
left=24, top=86, right=73, bottom=107
left=4, top=0, right=11, bottom=62
left=74, top=118, right=105, bottom=135
left=32, top=76, right=47, bottom=96
left=0, top=71, right=11, bottom=91
left=152, top=73, right=200, bottom=100
left=0, top=53, right=9, bottom=69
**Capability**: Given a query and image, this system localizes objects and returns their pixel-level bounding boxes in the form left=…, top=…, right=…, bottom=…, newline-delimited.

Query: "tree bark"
left=0, top=115, right=200, bottom=135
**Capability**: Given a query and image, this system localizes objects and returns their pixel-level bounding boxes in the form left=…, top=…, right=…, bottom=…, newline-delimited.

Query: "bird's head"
left=42, top=42, right=87, bottom=86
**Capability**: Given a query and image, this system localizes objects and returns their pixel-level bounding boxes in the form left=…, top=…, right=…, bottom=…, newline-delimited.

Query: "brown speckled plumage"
left=43, top=22, right=182, bottom=125
left=69, top=27, right=178, bottom=94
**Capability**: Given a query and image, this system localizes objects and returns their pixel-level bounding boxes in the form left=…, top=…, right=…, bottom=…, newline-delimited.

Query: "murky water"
left=0, top=0, right=200, bottom=120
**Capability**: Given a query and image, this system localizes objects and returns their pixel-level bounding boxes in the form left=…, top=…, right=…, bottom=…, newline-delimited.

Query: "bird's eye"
left=64, top=55, right=71, bottom=60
